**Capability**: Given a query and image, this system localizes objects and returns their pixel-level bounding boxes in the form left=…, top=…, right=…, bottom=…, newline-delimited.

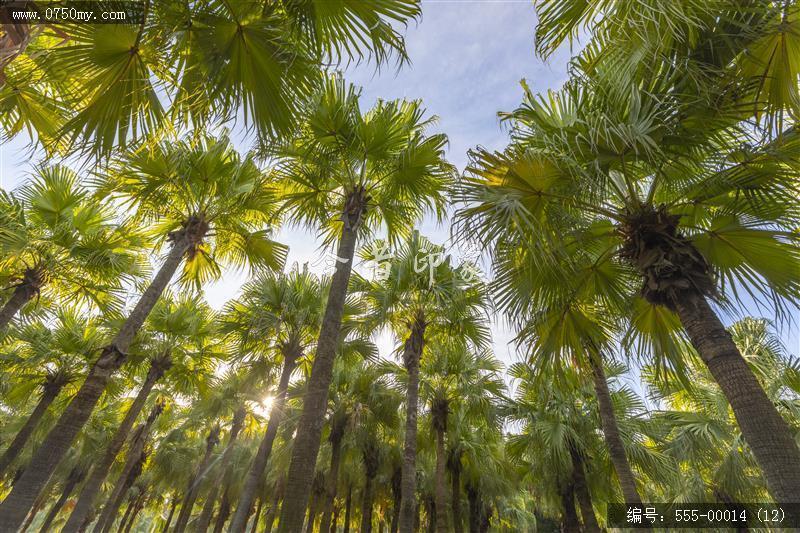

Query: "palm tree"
left=1, top=0, right=420, bottom=154
left=0, top=165, right=145, bottom=331
left=63, top=293, right=221, bottom=532
left=224, top=267, right=327, bottom=533
left=354, top=232, right=491, bottom=532
left=455, top=23, right=800, bottom=500
left=0, top=134, right=287, bottom=530
left=172, top=424, right=221, bottom=532
left=35, top=461, right=87, bottom=532
left=419, top=345, right=506, bottom=533
left=273, top=76, right=454, bottom=533
left=318, top=356, right=402, bottom=533
left=506, top=361, right=668, bottom=531
left=93, top=401, right=164, bottom=533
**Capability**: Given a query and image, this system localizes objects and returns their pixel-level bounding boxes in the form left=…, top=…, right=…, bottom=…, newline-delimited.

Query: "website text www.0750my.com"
left=1, top=1, right=145, bottom=25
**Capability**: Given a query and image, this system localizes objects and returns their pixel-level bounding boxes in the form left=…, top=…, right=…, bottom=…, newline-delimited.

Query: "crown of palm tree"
left=97, top=134, right=288, bottom=288
left=0, top=165, right=147, bottom=317
left=272, top=76, right=455, bottom=246
left=353, top=232, right=492, bottom=351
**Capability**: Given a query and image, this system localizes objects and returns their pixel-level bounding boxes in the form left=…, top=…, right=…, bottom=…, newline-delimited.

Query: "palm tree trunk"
left=263, top=476, right=285, bottom=533
left=0, top=266, right=43, bottom=331
left=116, top=496, right=136, bottom=533
left=449, top=460, right=463, bottom=533
left=319, top=423, right=346, bottom=533
left=560, top=479, right=579, bottom=533
left=64, top=357, right=170, bottom=533
left=390, top=468, right=401, bottom=533
left=97, top=448, right=147, bottom=533
left=434, top=427, right=448, bottom=533
left=249, top=498, right=263, bottom=533
left=196, top=484, right=219, bottom=533
left=587, top=350, right=643, bottom=505
left=278, top=209, right=362, bottom=533
left=0, top=230, right=195, bottom=531
left=94, top=403, right=163, bottom=533
left=173, top=425, right=221, bottom=533
left=0, top=378, right=65, bottom=477
left=23, top=475, right=63, bottom=532
left=399, top=316, right=426, bottom=533
left=212, top=490, right=231, bottom=533
left=330, top=504, right=340, bottom=533
left=161, top=497, right=178, bottom=532
left=425, top=497, right=436, bottom=533
left=229, top=352, right=299, bottom=532
left=569, top=444, right=599, bottom=533
left=20, top=491, right=47, bottom=533
left=343, top=484, right=352, bottom=533
left=37, top=464, right=86, bottom=533
left=121, top=493, right=146, bottom=533
left=197, top=406, right=246, bottom=532
left=466, top=486, right=479, bottom=533
left=361, top=476, right=375, bottom=533
left=305, top=490, right=320, bottom=533
left=675, top=292, right=800, bottom=503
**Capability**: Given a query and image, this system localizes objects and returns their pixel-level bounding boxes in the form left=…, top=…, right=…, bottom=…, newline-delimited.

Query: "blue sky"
left=1, top=1, right=796, bottom=369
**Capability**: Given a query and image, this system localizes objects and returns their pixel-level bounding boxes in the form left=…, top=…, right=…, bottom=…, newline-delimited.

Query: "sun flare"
left=253, top=396, right=274, bottom=419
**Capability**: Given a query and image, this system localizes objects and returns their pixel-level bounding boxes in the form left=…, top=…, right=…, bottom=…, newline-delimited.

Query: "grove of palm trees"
left=1, top=1, right=799, bottom=532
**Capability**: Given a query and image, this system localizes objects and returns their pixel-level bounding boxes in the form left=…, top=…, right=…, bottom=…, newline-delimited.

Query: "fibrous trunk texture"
left=675, top=292, right=800, bottom=503
left=277, top=192, right=364, bottom=533
left=399, top=314, right=426, bottom=533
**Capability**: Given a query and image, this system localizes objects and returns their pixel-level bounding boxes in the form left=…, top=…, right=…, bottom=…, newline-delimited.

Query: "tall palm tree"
left=0, top=134, right=287, bottom=530
left=0, top=165, right=145, bottom=331
left=172, top=424, right=221, bottom=532
left=419, top=345, right=505, bottom=533
left=318, top=356, right=402, bottom=533
left=224, top=267, right=327, bottom=533
left=63, top=293, right=222, bottom=532
left=93, top=402, right=164, bottom=533
left=354, top=232, right=491, bottom=532
left=455, top=29, right=800, bottom=501
left=273, top=76, right=454, bottom=533
left=506, top=361, right=669, bottom=530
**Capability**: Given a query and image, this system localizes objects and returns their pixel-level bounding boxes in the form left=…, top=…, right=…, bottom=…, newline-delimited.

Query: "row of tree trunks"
left=64, top=357, right=171, bottom=532
left=0, top=226, right=199, bottom=531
